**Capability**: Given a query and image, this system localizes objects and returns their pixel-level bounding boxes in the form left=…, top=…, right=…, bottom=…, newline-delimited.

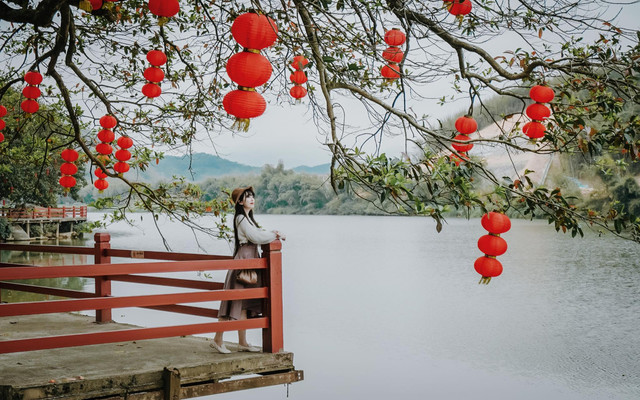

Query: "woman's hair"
left=233, top=189, right=260, bottom=256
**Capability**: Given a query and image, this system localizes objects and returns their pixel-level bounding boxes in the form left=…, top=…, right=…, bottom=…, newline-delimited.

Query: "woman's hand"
left=273, top=230, right=286, bottom=241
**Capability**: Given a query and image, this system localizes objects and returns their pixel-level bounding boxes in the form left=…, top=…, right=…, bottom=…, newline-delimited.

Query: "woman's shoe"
left=237, top=344, right=261, bottom=352
left=210, top=341, right=231, bottom=354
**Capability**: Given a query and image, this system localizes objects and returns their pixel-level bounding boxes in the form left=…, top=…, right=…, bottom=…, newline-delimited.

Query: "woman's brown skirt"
left=218, top=244, right=263, bottom=320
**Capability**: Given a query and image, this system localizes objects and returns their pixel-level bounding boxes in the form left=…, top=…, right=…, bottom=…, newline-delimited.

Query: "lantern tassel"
left=158, top=16, right=169, bottom=26
left=232, top=118, right=251, bottom=132
left=79, top=0, right=92, bottom=12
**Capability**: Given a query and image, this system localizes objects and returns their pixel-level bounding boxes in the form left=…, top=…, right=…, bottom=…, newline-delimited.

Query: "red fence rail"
left=0, top=205, right=88, bottom=219
left=0, top=233, right=284, bottom=354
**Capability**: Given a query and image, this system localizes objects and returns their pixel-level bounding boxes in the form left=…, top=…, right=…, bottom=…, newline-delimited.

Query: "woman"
left=211, top=186, right=285, bottom=354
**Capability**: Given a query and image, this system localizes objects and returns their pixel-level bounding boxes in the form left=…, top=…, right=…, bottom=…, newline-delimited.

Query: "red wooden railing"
left=0, top=205, right=88, bottom=219
left=0, top=233, right=284, bottom=354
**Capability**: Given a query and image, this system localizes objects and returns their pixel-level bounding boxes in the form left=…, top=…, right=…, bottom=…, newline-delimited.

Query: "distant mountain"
left=293, top=163, right=330, bottom=175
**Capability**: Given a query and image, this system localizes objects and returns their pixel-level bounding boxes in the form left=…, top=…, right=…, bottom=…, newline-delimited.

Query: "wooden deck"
left=0, top=314, right=303, bottom=400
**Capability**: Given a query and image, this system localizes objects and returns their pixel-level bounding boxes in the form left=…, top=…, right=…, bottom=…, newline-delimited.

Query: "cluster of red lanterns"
left=114, top=135, right=133, bottom=175
left=143, top=50, right=167, bottom=99
left=0, top=105, right=6, bottom=142
left=523, top=85, right=555, bottom=139
left=290, top=55, right=309, bottom=100
left=381, top=29, right=405, bottom=81
left=223, top=12, right=278, bottom=131
left=445, top=0, right=472, bottom=17
left=94, top=115, right=117, bottom=192
left=59, top=148, right=80, bottom=190
left=21, top=71, right=43, bottom=114
left=474, top=212, right=511, bottom=284
left=449, top=115, right=477, bottom=165
left=148, top=0, right=180, bottom=26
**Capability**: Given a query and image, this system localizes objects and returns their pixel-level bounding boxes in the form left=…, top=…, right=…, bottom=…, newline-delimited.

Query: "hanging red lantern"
left=117, top=136, right=133, bottom=149
left=147, top=50, right=167, bottom=67
left=142, top=83, right=162, bottom=98
left=22, top=86, right=41, bottom=99
left=523, top=121, right=546, bottom=139
left=477, top=234, right=508, bottom=256
left=61, top=148, right=79, bottom=162
left=226, top=52, right=273, bottom=87
left=100, top=115, right=117, bottom=129
left=474, top=256, right=503, bottom=284
left=0, top=132, right=4, bottom=143
left=526, top=103, right=550, bottom=121
left=96, top=143, right=113, bottom=155
left=290, top=85, right=307, bottom=100
left=59, top=175, right=77, bottom=189
left=0, top=120, right=5, bottom=131
left=21, top=99, right=39, bottom=114
left=290, top=70, right=308, bottom=85
left=223, top=89, right=266, bottom=131
left=291, top=55, right=309, bottom=70
left=60, top=162, right=78, bottom=176
left=0, top=105, right=6, bottom=117
left=115, top=149, right=132, bottom=161
left=97, top=129, right=115, bottom=143
left=148, top=0, right=180, bottom=23
left=384, top=29, right=406, bottom=46
left=455, top=116, right=477, bottom=134
left=24, top=71, right=43, bottom=85
left=90, top=0, right=103, bottom=9
left=144, top=67, right=165, bottom=83
left=231, top=12, right=278, bottom=50
left=94, top=179, right=109, bottom=192
left=529, top=85, right=555, bottom=103
left=446, top=0, right=473, bottom=16
left=452, top=134, right=473, bottom=152
left=381, top=64, right=400, bottom=79
left=94, top=168, right=108, bottom=179
left=481, top=212, right=511, bottom=234
left=382, top=47, right=404, bottom=63
left=114, top=162, right=130, bottom=174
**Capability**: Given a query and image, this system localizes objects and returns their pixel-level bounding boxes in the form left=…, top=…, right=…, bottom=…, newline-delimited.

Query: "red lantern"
left=529, top=85, right=555, bottom=103
left=21, top=99, right=39, bottom=113
left=89, top=0, right=103, bottom=9
left=290, top=70, right=308, bottom=85
left=59, top=175, right=77, bottom=189
left=290, top=85, right=307, bottom=99
left=117, top=136, right=133, bottom=149
left=115, top=149, right=132, bottom=161
left=455, top=116, right=477, bottom=134
left=231, top=12, right=278, bottom=50
left=0, top=132, right=4, bottom=142
left=523, top=121, right=546, bottom=139
left=0, top=120, right=5, bottom=131
left=100, top=115, right=117, bottom=129
left=481, top=212, right=511, bottom=234
left=61, top=148, right=79, bottom=162
left=114, top=162, right=130, bottom=174
left=148, top=0, right=180, bottom=18
left=381, top=64, right=400, bottom=79
left=22, top=86, right=41, bottom=99
left=291, top=55, right=309, bottom=70
left=384, top=29, right=406, bottom=46
left=144, top=67, right=165, bottom=83
left=96, top=143, right=113, bottom=155
left=223, top=89, right=266, bottom=130
left=452, top=134, right=473, bottom=152
left=226, top=52, right=273, bottom=87
left=449, top=153, right=469, bottom=166
left=94, top=168, right=108, bottom=179
left=142, top=83, right=162, bottom=98
left=147, top=50, right=167, bottom=67
left=477, top=234, right=508, bottom=256
left=526, top=103, right=550, bottom=121
left=447, top=0, right=472, bottom=16
left=60, top=162, right=78, bottom=176
left=382, top=46, right=404, bottom=63
left=97, top=129, right=115, bottom=143
left=94, top=179, right=109, bottom=192
left=24, top=71, right=43, bottom=85
left=0, top=105, right=6, bottom=117
left=474, top=256, right=503, bottom=284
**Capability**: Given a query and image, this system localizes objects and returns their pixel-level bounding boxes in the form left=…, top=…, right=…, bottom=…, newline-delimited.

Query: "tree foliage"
left=1, top=0, right=639, bottom=241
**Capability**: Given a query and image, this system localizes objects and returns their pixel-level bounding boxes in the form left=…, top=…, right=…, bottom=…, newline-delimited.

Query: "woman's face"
left=240, top=191, right=255, bottom=210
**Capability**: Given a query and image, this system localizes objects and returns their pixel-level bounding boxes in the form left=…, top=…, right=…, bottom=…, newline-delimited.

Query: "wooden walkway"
left=0, top=314, right=302, bottom=400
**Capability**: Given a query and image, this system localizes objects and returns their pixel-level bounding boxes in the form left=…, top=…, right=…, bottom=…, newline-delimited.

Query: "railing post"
left=94, top=232, right=112, bottom=323
left=261, top=240, right=284, bottom=353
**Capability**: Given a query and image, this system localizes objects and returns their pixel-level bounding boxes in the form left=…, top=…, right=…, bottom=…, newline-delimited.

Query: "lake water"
left=3, top=213, right=640, bottom=400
